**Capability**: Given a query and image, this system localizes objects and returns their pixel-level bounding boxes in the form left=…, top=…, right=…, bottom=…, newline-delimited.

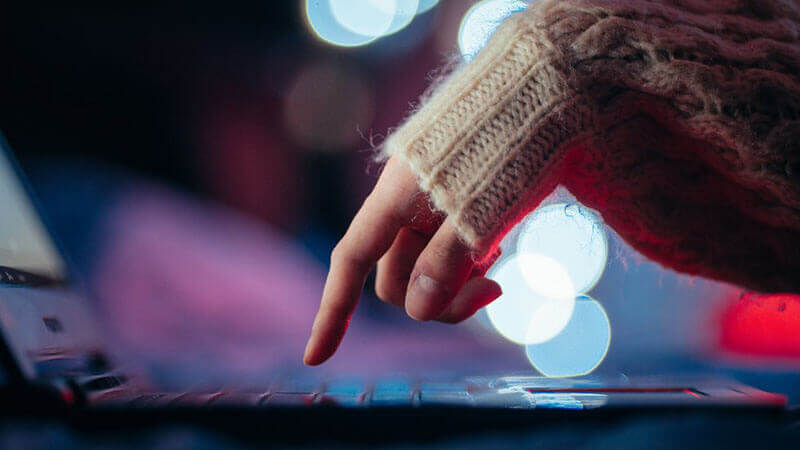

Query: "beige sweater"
left=383, top=0, right=800, bottom=293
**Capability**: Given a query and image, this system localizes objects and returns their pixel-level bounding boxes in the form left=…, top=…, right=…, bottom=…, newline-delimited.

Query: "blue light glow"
left=525, top=295, right=611, bottom=377
left=486, top=255, right=575, bottom=344
left=416, top=0, right=439, bottom=14
left=306, top=0, right=380, bottom=47
left=329, top=0, right=396, bottom=37
left=517, top=203, right=608, bottom=294
left=305, top=0, right=426, bottom=48
left=481, top=196, right=613, bottom=376
left=383, top=0, right=420, bottom=36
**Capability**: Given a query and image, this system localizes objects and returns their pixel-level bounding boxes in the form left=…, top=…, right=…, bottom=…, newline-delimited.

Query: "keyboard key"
left=471, top=388, right=535, bottom=409
left=369, top=380, right=417, bottom=406
left=419, top=383, right=473, bottom=407
left=317, top=379, right=367, bottom=407
left=316, top=393, right=364, bottom=407
left=419, top=391, right=473, bottom=406
left=89, top=390, right=143, bottom=405
left=208, top=392, right=268, bottom=407
left=263, top=392, right=317, bottom=406
left=128, top=393, right=186, bottom=407
left=170, top=392, right=224, bottom=406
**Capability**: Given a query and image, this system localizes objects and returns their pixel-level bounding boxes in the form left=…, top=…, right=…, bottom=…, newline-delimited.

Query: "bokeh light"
left=416, top=0, right=439, bottom=14
left=486, top=256, right=575, bottom=345
left=305, top=0, right=435, bottom=48
left=305, top=0, right=380, bottom=47
left=516, top=253, right=576, bottom=300
left=525, top=295, right=611, bottom=377
left=283, top=61, right=374, bottom=151
left=457, top=0, right=528, bottom=60
left=383, top=0, right=420, bottom=36
left=480, top=196, right=614, bottom=377
left=329, top=0, right=395, bottom=38
left=517, top=203, right=608, bottom=294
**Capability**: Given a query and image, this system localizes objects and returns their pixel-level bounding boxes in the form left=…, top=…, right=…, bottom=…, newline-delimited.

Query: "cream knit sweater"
left=383, top=0, right=800, bottom=293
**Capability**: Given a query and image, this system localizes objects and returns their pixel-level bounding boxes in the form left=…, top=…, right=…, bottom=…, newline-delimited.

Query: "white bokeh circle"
left=517, top=203, right=608, bottom=294
left=329, top=0, right=396, bottom=37
left=525, top=295, right=611, bottom=377
left=486, top=255, right=575, bottom=344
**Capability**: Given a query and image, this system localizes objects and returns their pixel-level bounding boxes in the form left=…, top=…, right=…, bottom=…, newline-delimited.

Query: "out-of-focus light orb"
left=383, top=0, right=420, bottom=36
left=306, top=0, right=424, bottom=48
left=458, top=0, right=528, bottom=60
left=283, top=62, right=374, bottom=151
left=305, top=0, right=381, bottom=47
left=486, top=256, right=575, bottom=344
left=517, top=253, right=575, bottom=300
left=517, top=203, right=608, bottom=294
left=329, top=0, right=396, bottom=37
left=525, top=295, right=611, bottom=377
left=416, top=0, right=439, bottom=14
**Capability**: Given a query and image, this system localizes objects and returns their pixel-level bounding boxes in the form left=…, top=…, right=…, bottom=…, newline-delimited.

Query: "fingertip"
left=473, top=277, right=503, bottom=307
left=404, top=219, right=475, bottom=321
left=303, top=340, right=322, bottom=366
left=406, top=307, right=433, bottom=322
left=302, top=320, right=340, bottom=366
left=487, top=278, right=503, bottom=299
left=303, top=355, right=323, bottom=366
left=303, top=338, right=336, bottom=366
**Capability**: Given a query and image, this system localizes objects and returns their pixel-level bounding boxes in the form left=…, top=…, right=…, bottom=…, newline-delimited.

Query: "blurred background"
left=2, top=0, right=800, bottom=396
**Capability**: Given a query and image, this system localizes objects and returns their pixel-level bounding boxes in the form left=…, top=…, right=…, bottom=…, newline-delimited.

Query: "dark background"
left=3, top=2, right=300, bottom=183
left=1, top=1, right=449, bottom=236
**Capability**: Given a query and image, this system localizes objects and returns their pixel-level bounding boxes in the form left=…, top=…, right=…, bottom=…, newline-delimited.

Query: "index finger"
left=303, top=159, right=420, bottom=365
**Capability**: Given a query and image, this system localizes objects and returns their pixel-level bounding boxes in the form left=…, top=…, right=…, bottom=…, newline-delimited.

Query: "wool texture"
left=382, top=0, right=800, bottom=293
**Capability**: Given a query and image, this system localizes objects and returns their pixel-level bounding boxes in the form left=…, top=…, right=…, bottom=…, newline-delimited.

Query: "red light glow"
left=719, top=292, right=800, bottom=358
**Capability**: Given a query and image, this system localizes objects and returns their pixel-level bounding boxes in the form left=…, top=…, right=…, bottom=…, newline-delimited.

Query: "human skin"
left=304, top=0, right=800, bottom=365
left=303, top=158, right=503, bottom=365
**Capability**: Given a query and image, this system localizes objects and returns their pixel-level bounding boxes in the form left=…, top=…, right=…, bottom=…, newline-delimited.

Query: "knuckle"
left=423, top=243, right=467, bottom=268
left=428, top=244, right=452, bottom=262
left=331, top=241, right=371, bottom=273
left=366, top=186, right=415, bottom=226
left=329, top=243, right=346, bottom=264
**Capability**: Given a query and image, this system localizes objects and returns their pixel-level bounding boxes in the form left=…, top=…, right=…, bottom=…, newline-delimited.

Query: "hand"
left=303, top=158, right=502, bottom=365
left=304, top=0, right=800, bottom=365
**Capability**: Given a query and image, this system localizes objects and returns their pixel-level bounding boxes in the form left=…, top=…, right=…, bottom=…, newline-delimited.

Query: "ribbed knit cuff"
left=383, top=7, right=593, bottom=260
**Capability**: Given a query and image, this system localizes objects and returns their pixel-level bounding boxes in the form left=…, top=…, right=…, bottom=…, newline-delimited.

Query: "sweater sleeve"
left=382, top=0, right=800, bottom=292
left=382, top=3, right=595, bottom=260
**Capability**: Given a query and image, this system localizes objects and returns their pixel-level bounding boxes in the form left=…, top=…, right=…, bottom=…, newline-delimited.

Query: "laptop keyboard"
left=120, top=381, right=452, bottom=408
left=94, top=376, right=523, bottom=409
left=86, top=375, right=777, bottom=410
left=89, top=375, right=614, bottom=409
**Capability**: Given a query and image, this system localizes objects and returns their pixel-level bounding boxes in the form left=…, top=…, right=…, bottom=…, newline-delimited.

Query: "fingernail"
left=407, top=274, right=448, bottom=321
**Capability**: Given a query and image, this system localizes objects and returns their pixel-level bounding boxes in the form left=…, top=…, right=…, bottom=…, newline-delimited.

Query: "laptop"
left=0, top=133, right=788, bottom=440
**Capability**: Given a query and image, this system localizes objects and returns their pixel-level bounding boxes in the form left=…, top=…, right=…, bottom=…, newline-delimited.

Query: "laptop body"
left=0, top=132, right=789, bottom=441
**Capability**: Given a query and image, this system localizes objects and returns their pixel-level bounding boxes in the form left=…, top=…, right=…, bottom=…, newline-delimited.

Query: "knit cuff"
left=383, top=8, right=593, bottom=260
